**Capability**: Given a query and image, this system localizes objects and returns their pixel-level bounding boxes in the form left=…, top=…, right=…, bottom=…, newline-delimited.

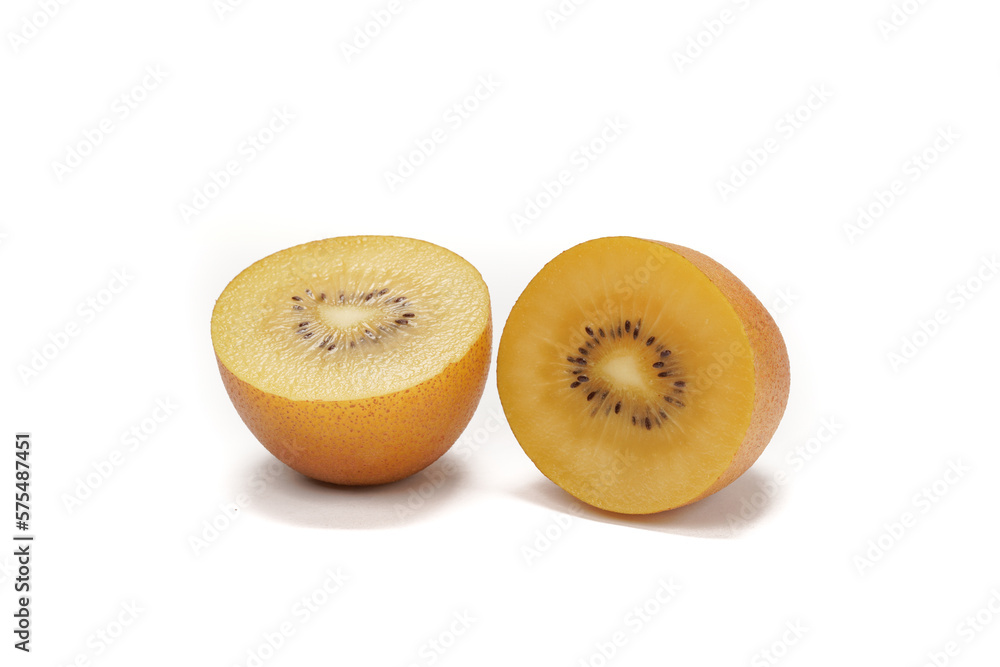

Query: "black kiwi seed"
left=402, top=313, right=415, bottom=318
left=305, top=289, right=313, bottom=297
left=303, top=332, right=313, bottom=338
left=561, top=321, right=683, bottom=422
left=293, top=305, right=304, bottom=310
left=327, top=345, right=336, bottom=351
left=291, top=296, right=302, bottom=301
left=377, top=288, right=389, bottom=296
left=365, top=330, right=376, bottom=339
left=299, top=322, right=309, bottom=327
left=674, top=381, right=686, bottom=387
left=365, top=292, right=374, bottom=301
left=395, top=296, right=406, bottom=302
left=396, top=319, right=409, bottom=325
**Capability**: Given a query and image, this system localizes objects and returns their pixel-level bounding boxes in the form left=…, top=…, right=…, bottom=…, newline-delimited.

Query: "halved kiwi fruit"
left=497, top=237, right=789, bottom=514
left=211, top=236, right=491, bottom=485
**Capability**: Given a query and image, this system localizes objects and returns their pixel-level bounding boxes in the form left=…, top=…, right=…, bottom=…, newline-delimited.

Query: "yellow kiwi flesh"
left=497, top=237, right=789, bottom=514
left=211, top=236, right=491, bottom=485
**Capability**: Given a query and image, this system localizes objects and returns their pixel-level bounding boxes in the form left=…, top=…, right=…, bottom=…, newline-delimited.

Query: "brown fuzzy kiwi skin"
left=216, top=323, right=492, bottom=486
left=650, top=240, right=790, bottom=508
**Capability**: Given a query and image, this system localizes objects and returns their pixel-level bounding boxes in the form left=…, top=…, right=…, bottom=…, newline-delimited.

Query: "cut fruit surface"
left=212, top=236, right=489, bottom=402
left=497, top=237, right=789, bottom=514
left=212, top=236, right=491, bottom=485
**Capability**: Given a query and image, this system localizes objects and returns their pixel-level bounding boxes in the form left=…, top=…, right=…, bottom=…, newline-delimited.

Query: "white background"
left=3, top=0, right=1000, bottom=665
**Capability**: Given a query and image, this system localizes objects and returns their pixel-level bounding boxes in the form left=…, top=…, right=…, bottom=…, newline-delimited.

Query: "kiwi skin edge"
left=650, top=239, right=790, bottom=507
left=216, top=323, right=492, bottom=486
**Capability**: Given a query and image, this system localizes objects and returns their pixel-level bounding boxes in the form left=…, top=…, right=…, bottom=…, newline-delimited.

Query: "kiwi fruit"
left=211, top=236, right=491, bottom=485
left=497, top=237, right=789, bottom=514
